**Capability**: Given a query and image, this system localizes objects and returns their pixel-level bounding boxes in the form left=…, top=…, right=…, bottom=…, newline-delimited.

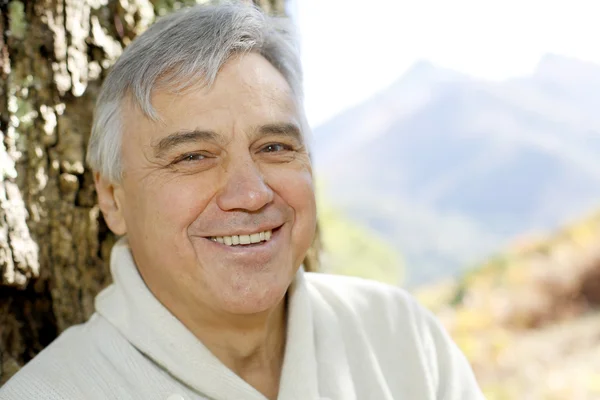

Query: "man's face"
left=111, top=53, right=316, bottom=316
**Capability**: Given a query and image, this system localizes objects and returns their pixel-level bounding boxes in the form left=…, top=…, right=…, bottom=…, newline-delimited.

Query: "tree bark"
left=0, top=0, right=300, bottom=385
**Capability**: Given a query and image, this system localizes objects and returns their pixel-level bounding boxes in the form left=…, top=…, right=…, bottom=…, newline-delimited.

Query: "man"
left=0, top=2, right=484, bottom=399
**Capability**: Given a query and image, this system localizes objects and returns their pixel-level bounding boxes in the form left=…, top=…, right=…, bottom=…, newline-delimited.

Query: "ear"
left=94, top=172, right=127, bottom=235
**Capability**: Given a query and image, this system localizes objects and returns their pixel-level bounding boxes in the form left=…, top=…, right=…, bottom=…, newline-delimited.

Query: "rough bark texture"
left=0, top=0, right=307, bottom=385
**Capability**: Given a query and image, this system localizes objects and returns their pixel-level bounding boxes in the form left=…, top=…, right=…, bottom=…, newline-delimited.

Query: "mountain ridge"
left=313, top=53, right=600, bottom=286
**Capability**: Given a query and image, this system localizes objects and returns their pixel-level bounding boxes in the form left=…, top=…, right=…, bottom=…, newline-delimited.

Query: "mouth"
left=208, top=227, right=280, bottom=247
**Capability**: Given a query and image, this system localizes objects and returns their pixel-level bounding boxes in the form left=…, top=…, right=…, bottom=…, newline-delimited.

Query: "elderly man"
left=0, top=2, right=484, bottom=400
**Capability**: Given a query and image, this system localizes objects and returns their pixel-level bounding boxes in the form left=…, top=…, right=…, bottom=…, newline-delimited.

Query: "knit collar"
left=94, top=237, right=332, bottom=400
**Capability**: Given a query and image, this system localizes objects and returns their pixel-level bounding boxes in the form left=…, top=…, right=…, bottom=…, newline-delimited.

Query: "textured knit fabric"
left=0, top=238, right=485, bottom=399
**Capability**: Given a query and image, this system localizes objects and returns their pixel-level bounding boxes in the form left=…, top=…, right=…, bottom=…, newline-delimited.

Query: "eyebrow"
left=152, top=122, right=304, bottom=158
left=152, top=129, right=219, bottom=158
left=256, top=122, right=303, bottom=143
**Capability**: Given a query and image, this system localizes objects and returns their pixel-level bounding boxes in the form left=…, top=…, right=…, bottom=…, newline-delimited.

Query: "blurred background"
left=291, top=0, right=600, bottom=398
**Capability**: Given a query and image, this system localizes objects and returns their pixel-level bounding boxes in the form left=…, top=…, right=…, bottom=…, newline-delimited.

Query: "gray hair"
left=86, top=1, right=306, bottom=182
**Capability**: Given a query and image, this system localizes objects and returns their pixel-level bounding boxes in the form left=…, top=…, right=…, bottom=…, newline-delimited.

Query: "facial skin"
left=96, top=52, right=317, bottom=334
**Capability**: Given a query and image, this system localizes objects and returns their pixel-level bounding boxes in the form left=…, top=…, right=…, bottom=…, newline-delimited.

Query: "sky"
left=286, top=0, right=600, bottom=128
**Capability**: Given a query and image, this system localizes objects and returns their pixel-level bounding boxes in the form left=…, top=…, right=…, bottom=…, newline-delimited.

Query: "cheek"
left=291, top=173, right=317, bottom=220
left=268, top=167, right=317, bottom=235
left=128, top=174, right=216, bottom=233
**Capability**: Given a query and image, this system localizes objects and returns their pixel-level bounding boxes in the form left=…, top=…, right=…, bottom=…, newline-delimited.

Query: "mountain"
left=312, top=54, right=600, bottom=286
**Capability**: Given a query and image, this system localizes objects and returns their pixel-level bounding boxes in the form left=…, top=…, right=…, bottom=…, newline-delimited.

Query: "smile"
left=209, top=230, right=273, bottom=246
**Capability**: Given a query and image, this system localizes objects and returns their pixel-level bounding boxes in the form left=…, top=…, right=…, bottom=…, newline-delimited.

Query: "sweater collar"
left=94, top=237, right=322, bottom=400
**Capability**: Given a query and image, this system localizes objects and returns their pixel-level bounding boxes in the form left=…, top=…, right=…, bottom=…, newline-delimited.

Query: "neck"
left=179, top=294, right=289, bottom=399
left=197, top=297, right=288, bottom=370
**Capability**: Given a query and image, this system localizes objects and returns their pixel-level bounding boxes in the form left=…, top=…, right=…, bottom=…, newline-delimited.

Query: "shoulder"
left=304, top=272, right=440, bottom=359
left=304, top=272, right=430, bottom=329
left=304, top=272, right=484, bottom=399
left=0, top=314, right=132, bottom=400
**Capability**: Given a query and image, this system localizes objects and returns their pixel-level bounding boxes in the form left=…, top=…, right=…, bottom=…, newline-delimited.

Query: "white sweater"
left=0, top=239, right=484, bottom=399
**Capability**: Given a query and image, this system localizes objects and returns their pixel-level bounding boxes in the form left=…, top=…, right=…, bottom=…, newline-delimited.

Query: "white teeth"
left=239, top=235, right=251, bottom=245
left=211, top=230, right=273, bottom=246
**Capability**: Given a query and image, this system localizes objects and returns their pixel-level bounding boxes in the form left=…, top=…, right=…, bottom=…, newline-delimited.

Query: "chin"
left=214, top=272, right=291, bottom=315
left=219, top=289, right=286, bottom=315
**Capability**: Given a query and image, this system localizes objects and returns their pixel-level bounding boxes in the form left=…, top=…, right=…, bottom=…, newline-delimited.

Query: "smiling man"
left=0, top=3, right=484, bottom=400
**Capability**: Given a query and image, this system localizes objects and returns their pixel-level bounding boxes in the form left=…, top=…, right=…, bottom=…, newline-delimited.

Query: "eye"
left=176, top=153, right=206, bottom=163
left=261, top=143, right=292, bottom=153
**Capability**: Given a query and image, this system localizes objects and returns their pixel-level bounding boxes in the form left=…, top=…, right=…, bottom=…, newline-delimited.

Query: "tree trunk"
left=0, top=0, right=297, bottom=384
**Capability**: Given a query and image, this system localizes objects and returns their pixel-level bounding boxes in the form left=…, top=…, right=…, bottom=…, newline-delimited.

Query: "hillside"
left=315, top=184, right=404, bottom=285
left=312, top=54, right=600, bottom=286
left=416, top=209, right=600, bottom=399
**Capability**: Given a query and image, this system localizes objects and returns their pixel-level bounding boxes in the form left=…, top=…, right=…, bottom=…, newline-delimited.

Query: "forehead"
left=122, top=53, right=299, bottom=144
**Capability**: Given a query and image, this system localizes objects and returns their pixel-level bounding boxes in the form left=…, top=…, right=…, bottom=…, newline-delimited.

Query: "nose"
left=216, top=157, right=274, bottom=212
